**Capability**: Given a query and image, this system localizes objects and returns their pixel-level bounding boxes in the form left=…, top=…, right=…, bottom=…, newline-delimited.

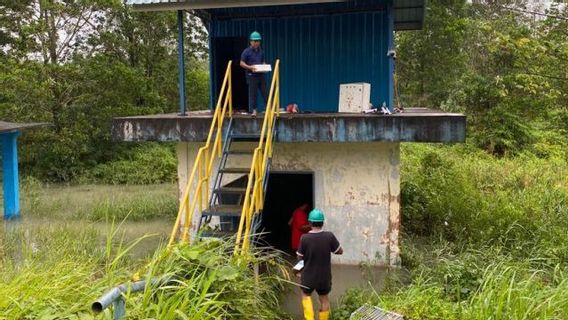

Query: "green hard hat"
left=308, top=209, right=325, bottom=222
left=249, top=31, right=262, bottom=41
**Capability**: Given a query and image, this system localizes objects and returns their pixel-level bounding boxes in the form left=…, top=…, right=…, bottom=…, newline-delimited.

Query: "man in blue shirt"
left=240, top=31, right=268, bottom=116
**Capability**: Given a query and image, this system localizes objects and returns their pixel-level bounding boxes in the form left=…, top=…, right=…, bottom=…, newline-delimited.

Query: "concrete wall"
left=177, top=142, right=401, bottom=266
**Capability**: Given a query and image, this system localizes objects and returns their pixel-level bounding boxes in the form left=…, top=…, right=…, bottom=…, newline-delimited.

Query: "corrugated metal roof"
left=210, top=9, right=391, bottom=112
left=124, top=0, right=425, bottom=30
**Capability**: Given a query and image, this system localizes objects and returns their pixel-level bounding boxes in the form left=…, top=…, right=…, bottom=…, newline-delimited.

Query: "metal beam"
left=1, top=131, right=20, bottom=220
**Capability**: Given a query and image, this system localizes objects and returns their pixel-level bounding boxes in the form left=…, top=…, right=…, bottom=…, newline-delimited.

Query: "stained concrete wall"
left=177, top=142, right=400, bottom=266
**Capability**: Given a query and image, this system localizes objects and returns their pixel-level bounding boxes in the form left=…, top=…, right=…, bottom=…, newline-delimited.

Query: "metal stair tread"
left=225, top=150, right=254, bottom=155
left=230, top=133, right=261, bottom=141
left=202, top=205, right=243, bottom=217
left=213, top=187, right=247, bottom=194
left=219, top=167, right=251, bottom=174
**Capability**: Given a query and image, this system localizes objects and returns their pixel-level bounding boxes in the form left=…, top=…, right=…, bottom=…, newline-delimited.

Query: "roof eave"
left=128, top=0, right=344, bottom=12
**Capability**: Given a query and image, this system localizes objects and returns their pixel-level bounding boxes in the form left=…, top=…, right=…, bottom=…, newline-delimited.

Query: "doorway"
left=212, top=37, right=248, bottom=111
left=260, top=172, right=314, bottom=254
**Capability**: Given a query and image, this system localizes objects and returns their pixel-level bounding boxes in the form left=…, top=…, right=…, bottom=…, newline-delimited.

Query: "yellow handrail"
left=234, top=59, right=281, bottom=255
left=167, top=61, right=233, bottom=247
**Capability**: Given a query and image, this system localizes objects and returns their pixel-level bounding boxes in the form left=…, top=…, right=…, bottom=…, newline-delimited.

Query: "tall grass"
left=333, top=144, right=568, bottom=319
left=17, top=181, right=178, bottom=221
left=0, top=221, right=289, bottom=319
left=128, top=240, right=288, bottom=319
left=0, top=223, right=120, bottom=319
left=334, top=261, right=568, bottom=320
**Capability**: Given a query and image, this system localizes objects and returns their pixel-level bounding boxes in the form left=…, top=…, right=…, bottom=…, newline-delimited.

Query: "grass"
left=0, top=218, right=289, bottom=319
left=0, top=183, right=290, bottom=319
left=332, top=144, right=568, bottom=319
left=14, top=181, right=178, bottom=221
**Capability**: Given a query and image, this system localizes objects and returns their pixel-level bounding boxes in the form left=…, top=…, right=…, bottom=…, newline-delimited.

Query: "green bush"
left=83, top=143, right=177, bottom=185
left=400, top=144, right=568, bottom=263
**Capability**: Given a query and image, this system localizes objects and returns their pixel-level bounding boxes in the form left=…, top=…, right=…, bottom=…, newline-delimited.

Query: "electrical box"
left=338, top=83, right=371, bottom=113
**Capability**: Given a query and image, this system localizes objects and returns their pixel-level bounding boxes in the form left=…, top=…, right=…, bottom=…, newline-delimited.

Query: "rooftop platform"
left=112, top=108, right=465, bottom=143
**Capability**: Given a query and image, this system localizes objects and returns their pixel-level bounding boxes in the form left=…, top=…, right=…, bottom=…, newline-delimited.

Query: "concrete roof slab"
left=112, top=109, right=466, bottom=143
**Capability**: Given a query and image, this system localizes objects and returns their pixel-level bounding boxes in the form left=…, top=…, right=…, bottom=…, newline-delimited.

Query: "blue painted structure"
left=177, top=10, right=187, bottom=115
left=207, top=0, right=396, bottom=112
left=1, top=131, right=20, bottom=220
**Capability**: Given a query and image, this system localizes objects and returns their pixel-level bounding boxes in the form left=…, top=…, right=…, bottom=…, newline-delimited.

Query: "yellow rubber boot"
left=302, top=296, right=315, bottom=320
left=319, top=310, right=330, bottom=320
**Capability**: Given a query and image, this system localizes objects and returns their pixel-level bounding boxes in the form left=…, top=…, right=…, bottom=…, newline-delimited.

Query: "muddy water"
left=280, top=264, right=387, bottom=319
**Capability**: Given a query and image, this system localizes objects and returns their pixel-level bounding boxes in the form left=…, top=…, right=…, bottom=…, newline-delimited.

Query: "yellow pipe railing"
left=234, top=59, right=281, bottom=255
left=167, top=61, right=233, bottom=247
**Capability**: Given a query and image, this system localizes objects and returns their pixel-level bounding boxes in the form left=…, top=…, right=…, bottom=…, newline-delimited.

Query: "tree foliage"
left=397, top=0, right=568, bottom=157
left=0, top=1, right=209, bottom=181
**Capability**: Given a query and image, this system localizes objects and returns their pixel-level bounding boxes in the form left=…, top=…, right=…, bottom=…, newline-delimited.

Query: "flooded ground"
left=4, top=216, right=387, bottom=319
left=2, top=184, right=389, bottom=319
left=280, top=264, right=387, bottom=319
left=2, top=217, right=172, bottom=259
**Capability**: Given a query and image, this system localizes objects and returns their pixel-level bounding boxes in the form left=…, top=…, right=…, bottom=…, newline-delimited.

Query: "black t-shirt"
left=297, top=231, right=341, bottom=289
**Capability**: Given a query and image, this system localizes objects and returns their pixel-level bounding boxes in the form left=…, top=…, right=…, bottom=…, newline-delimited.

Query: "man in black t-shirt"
left=296, top=209, right=343, bottom=320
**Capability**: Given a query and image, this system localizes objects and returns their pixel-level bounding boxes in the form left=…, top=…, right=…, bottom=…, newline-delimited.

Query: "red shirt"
left=291, top=208, right=309, bottom=250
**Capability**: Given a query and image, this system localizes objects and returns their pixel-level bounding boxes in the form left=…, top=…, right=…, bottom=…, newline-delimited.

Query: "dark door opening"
left=212, top=37, right=248, bottom=111
left=260, top=172, right=314, bottom=255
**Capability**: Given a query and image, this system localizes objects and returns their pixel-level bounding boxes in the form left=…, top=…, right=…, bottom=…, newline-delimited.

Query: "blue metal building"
left=1, top=121, right=47, bottom=220
left=207, top=1, right=423, bottom=112
left=126, top=0, right=425, bottom=112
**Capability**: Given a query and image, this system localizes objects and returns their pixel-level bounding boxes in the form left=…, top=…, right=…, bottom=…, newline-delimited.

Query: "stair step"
left=220, top=167, right=251, bottom=174
left=214, top=187, right=247, bottom=194
left=202, top=205, right=243, bottom=217
left=230, top=133, right=261, bottom=141
left=225, top=150, right=254, bottom=155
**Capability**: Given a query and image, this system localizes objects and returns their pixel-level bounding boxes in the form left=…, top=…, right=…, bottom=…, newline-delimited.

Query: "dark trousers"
left=247, top=74, right=268, bottom=113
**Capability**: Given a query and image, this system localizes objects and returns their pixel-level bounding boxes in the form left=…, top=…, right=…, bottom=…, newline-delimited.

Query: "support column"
left=387, top=2, right=395, bottom=111
left=1, top=131, right=21, bottom=220
left=177, top=10, right=187, bottom=116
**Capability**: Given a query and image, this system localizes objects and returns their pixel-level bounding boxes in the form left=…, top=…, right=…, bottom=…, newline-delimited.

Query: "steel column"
left=387, top=2, right=395, bottom=111
left=1, top=131, right=21, bottom=220
left=177, top=10, right=187, bottom=116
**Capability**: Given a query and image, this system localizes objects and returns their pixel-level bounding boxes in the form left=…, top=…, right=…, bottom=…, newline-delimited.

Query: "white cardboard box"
left=338, top=83, right=371, bottom=113
left=253, top=64, right=272, bottom=73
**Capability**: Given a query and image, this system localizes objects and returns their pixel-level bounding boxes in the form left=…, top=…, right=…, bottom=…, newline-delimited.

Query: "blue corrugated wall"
left=209, top=8, right=392, bottom=112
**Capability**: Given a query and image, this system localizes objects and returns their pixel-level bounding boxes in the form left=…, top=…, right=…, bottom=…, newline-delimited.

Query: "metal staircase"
left=167, top=59, right=281, bottom=255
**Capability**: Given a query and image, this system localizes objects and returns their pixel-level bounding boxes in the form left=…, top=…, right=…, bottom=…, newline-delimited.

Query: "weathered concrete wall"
left=177, top=142, right=401, bottom=266
left=114, top=110, right=466, bottom=143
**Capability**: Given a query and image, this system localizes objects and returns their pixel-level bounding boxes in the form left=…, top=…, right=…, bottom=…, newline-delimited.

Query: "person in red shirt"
left=288, top=204, right=311, bottom=253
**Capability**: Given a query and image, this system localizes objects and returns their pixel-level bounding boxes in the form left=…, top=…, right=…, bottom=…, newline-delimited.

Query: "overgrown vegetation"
left=0, top=221, right=289, bottom=319
left=331, top=1, right=568, bottom=318
left=333, top=145, right=568, bottom=319
left=2, top=0, right=567, bottom=318
left=0, top=0, right=209, bottom=182
left=397, top=1, right=567, bottom=158
left=18, top=180, right=178, bottom=221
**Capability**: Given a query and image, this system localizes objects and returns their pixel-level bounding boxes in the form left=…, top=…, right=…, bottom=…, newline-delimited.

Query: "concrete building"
left=116, top=0, right=465, bottom=265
